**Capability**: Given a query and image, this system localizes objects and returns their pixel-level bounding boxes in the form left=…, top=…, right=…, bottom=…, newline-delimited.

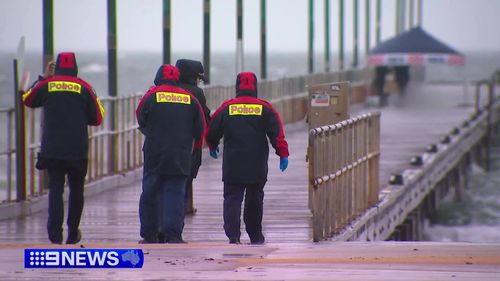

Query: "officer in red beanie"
left=206, top=72, right=289, bottom=244
left=136, top=64, right=206, bottom=243
left=22, top=52, right=105, bottom=244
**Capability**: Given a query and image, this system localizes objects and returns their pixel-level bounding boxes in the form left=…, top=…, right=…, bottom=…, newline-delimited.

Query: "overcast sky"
left=1, top=0, right=499, bottom=54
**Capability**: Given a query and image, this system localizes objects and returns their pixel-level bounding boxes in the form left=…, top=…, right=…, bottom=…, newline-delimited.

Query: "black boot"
left=66, top=229, right=82, bottom=244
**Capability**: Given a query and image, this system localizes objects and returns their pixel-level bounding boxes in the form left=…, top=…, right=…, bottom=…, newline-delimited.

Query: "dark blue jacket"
left=206, top=72, right=289, bottom=184
left=22, top=52, right=104, bottom=160
left=136, top=65, right=206, bottom=176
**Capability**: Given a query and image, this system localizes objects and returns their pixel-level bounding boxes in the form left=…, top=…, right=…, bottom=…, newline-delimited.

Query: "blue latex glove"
left=209, top=147, right=219, bottom=159
left=280, top=157, right=288, bottom=172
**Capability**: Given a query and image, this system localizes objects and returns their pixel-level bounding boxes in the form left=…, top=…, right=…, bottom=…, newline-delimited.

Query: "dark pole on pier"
left=260, top=0, right=267, bottom=79
left=13, top=59, right=26, bottom=201
left=43, top=0, right=54, bottom=66
left=324, top=0, right=330, bottom=73
left=308, top=0, right=314, bottom=73
left=376, top=0, right=381, bottom=44
left=365, top=0, right=371, bottom=55
left=203, top=0, right=211, bottom=83
left=395, top=0, right=400, bottom=34
left=107, top=0, right=118, bottom=173
left=395, top=0, right=407, bottom=33
left=401, top=0, right=406, bottom=32
left=163, top=0, right=171, bottom=64
left=417, top=0, right=423, bottom=26
left=107, top=0, right=117, bottom=98
left=409, top=0, right=414, bottom=28
left=339, top=0, right=345, bottom=70
left=236, top=0, right=244, bottom=72
left=352, top=0, right=359, bottom=67
left=38, top=0, right=54, bottom=195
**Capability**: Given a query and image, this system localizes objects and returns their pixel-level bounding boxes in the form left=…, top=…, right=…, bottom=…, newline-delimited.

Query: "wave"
left=423, top=157, right=500, bottom=242
left=80, top=63, right=107, bottom=74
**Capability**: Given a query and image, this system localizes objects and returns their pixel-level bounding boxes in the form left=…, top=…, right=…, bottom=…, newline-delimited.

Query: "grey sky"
left=1, top=0, right=499, bottom=54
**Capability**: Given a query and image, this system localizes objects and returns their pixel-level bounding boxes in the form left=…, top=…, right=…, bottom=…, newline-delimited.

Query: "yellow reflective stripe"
left=22, top=89, right=32, bottom=102
left=96, top=97, right=105, bottom=117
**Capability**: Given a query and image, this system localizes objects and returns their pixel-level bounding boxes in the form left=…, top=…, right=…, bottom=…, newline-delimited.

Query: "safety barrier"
left=0, top=108, right=15, bottom=202
left=0, top=68, right=367, bottom=205
left=308, top=112, right=381, bottom=242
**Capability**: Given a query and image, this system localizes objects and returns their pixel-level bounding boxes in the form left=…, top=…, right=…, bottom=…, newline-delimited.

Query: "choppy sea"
left=1, top=50, right=500, bottom=106
left=423, top=156, right=500, bottom=243
left=0, top=50, right=499, bottom=242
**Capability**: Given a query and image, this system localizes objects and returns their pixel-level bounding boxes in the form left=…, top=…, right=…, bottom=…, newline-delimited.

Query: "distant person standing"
left=175, top=59, right=211, bottom=215
left=394, top=65, right=410, bottom=97
left=206, top=72, right=289, bottom=244
left=373, top=66, right=388, bottom=107
left=136, top=64, right=205, bottom=243
left=22, top=52, right=105, bottom=244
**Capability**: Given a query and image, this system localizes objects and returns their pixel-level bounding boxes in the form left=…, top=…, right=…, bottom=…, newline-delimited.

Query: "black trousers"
left=46, top=159, right=88, bottom=243
left=223, top=182, right=265, bottom=243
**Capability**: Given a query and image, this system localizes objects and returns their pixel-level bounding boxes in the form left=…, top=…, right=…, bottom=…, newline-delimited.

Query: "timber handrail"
left=308, top=112, right=381, bottom=242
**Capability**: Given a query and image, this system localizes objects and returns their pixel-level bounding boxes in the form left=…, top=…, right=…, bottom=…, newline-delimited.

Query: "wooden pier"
left=1, top=83, right=499, bottom=280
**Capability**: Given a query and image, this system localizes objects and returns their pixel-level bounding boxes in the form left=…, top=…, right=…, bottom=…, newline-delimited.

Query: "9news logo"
left=24, top=249, right=144, bottom=268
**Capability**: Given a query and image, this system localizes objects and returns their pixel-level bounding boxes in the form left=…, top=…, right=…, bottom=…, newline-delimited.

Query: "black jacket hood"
left=176, top=59, right=207, bottom=85
left=54, top=52, right=78, bottom=76
left=235, top=72, right=258, bottom=98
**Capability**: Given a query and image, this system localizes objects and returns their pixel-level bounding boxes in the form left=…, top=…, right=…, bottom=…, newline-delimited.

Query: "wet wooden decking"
left=1, top=242, right=499, bottom=280
left=1, top=84, right=495, bottom=280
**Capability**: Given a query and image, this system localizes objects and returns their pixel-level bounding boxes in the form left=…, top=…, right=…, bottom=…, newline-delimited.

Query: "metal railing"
left=0, top=94, right=146, bottom=203
left=0, top=107, right=15, bottom=202
left=308, top=112, right=381, bottom=242
left=0, top=68, right=367, bottom=205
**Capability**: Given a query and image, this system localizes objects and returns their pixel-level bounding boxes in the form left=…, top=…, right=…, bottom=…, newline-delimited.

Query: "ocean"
left=0, top=51, right=313, bottom=107
left=1, top=50, right=500, bottom=243
left=1, top=50, right=500, bottom=107
left=423, top=155, right=500, bottom=243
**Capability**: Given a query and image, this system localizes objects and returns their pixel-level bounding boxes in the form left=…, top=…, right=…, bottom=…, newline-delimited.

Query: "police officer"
left=175, top=59, right=211, bottom=214
left=136, top=64, right=206, bottom=243
left=206, top=72, right=289, bottom=244
left=22, top=52, right=105, bottom=244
